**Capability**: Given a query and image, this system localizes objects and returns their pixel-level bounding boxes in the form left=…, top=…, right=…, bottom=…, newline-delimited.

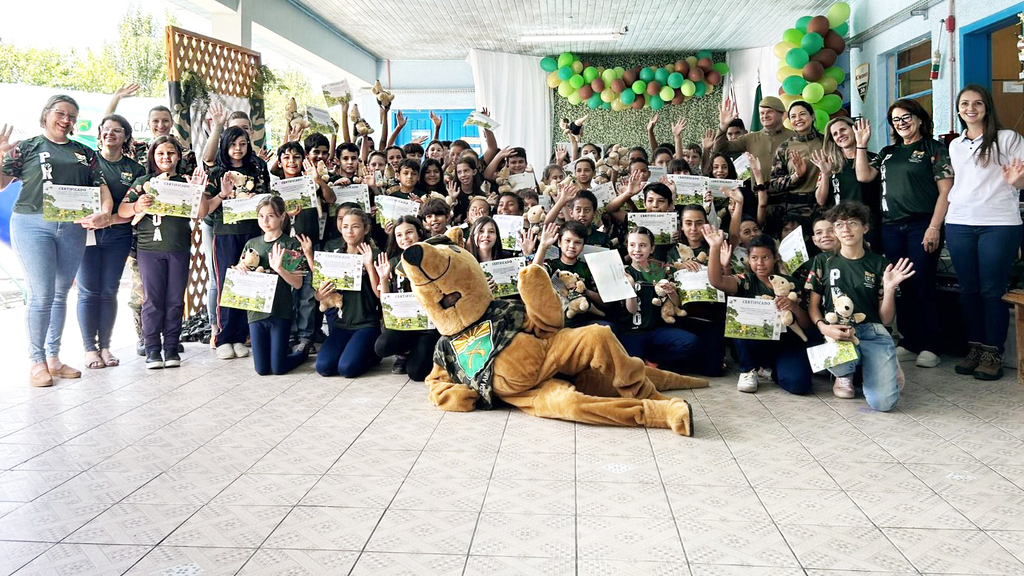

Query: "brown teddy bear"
left=319, top=291, right=344, bottom=313
left=652, top=279, right=687, bottom=324
left=551, top=270, right=603, bottom=319
left=372, top=80, right=395, bottom=109
left=525, top=204, right=546, bottom=236
left=765, top=275, right=808, bottom=342
left=401, top=228, right=707, bottom=436
left=315, top=160, right=331, bottom=182
left=669, top=244, right=708, bottom=269
left=225, top=171, right=255, bottom=199
left=495, top=166, right=512, bottom=194
left=824, top=294, right=866, bottom=345
left=239, top=248, right=264, bottom=274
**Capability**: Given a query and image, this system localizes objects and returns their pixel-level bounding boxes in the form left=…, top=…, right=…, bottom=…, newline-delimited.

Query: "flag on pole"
left=750, top=83, right=763, bottom=132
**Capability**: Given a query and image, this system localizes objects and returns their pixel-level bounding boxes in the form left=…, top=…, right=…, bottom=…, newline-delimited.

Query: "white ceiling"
left=297, top=0, right=841, bottom=60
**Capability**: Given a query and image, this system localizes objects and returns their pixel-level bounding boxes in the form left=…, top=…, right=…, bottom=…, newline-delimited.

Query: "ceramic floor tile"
left=123, top=546, right=255, bottom=575
left=389, top=476, right=488, bottom=511
left=209, top=473, right=319, bottom=506
left=677, top=519, right=799, bottom=567
left=263, top=506, right=384, bottom=551
left=576, top=452, right=661, bottom=484
left=576, top=426, right=654, bottom=456
left=756, top=487, right=872, bottom=526
left=906, top=463, right=1023, bottom=495
left=35, top=470, right=157, bottom=504
left=883, top=527, right=1024, bottom=575
left=90, top=445, right=195, bottom=474
left=162, top=504, right=291, bottom=548
left=577, top=516, right=685, bottom=562
left=942, top=491, right=1024, bottom=530
left=656, top=454, right=749, bottom=486
left=483, top=478, right=575, bottom=515
left=0, top=470, right=79, bottom=502
left=0, top=501, right=109, bottom=542
left=364, top=509, right=477, bottom=555
left=349, top=552, right=466, bottom=575
left=0, top=444, right=53, bottom=469
left=688, top=565, right=807, bottom=576
left=576, top=481, right=670, bottom=518
left=846, top=490, right=975, bottom=529
left=245, top=444, right=342, bottom=475
left=299, top=474, right=404, bottom=508
left=577, top=558, right=690, bottom=575
left=491, top=450, right=575, bottom=481
left=327, top=448, right=420, bottom=477
left=236, top=548, right=359, bottom=575
left=737, top=458, right=839, bottom=490
left=167, top=445, right=270, bottom=475
left=986, top=530, right=1024, bottom=564
left=121, top=472, right=238, bottom=505
left=11, top=543, right=150, bottom=576
left=819, top=461, right=933, bottom=492
left=777, top=524, right=917, bottom=572
left=471, top=512, right=575, bottom=558
left=0, top=541, right=54, bottom=575
left=464, top=555, right=575, bottom=575
left=407, top=450, right=497, bottom=479
left=64, top=502, right=200, bottom=545
left=663, top=484, right=771, bottom=523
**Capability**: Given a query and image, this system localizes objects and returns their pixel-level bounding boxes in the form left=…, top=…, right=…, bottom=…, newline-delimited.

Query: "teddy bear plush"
left=669, top=244, right=708, bottom=269
left=239, top=248, right=264, bottom=274
left=315, top=160, right=331, bottom=183
left=824, top=294, right=866, bottom=345
left=224, top=171, right=255, bottom=199
left=651, top=279, right=687, bottom=324
left=766, top=275, right=808, bottom=342
left=550, top=270, right=604, bottom=319
left=495, top=166, right=512, bottom=194
left=372, top=80, right=395, bottom=109
left=401, top=228, right=706, bottom=436
left=348, top=104, right=374, bottom=136
left=319, top=291, right=344, bottom=313
left=525, top=205, right=546, bottom=236
left=559, top=114, right=589, bottom=138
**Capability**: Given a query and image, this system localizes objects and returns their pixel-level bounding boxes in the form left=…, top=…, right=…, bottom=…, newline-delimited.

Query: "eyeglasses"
left=833, top=220, right=863, bottom=230
left=51, top=110, right=78, bottom=123
left=100, top=128, right=125, bottom=135
left=890, top=114, right=914, bottom=126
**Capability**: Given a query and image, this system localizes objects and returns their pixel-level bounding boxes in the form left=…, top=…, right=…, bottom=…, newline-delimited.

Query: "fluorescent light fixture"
left=519, top=32, right=623, bottom=43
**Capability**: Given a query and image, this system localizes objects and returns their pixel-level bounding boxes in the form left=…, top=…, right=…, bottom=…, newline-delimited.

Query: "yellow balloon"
left=774, top=41, right=797, bottom=59
left=547, top=71, right=561, bottom=89
left=686, top=56, right=698, bottom=68
left=777, top=66, right=800, bottom=82
left=820, top=77, right=838, bottom=93
left=571, top=60, right=584, bottom=74
left=780, top=93, right=799, bottom=108
left=783, top=118, right=793, bottom=131
left=611, top=99, right=626, bottom=111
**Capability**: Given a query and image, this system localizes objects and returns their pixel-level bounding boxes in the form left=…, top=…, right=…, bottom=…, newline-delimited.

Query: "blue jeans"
left=945, top=224, right=1021, bottom=352
left=828, top=323, right=900, bottom=412
left=734, top=337, right=813, bottom=395
left=249, top=316, right=308, bottom=375
left=10, top=213, right=87, bottom=363
left=882, top=219, right=941, bottom=354
left=316, top=326, right=381, bottom=377
left=201, top=221, right=218, bottom=327
left=617, top=326, right=716, bottom=376
left=290, top=272, right=315, bottom=343
left=77, top=225, right=132, bottom=350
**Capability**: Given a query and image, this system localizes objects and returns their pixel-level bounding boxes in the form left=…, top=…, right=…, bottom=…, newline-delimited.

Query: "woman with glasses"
left=0, top=95, right=115, bottom=386
left=853, top=100, right=954, bottom=369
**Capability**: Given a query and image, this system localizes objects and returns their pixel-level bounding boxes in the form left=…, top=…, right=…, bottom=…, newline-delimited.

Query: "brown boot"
left=955, top=342, right=983, bottom=375
left=973, top=345, right=1004, bottom=381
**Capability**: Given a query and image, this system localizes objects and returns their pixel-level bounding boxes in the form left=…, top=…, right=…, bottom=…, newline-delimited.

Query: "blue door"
left=390, top=109, right=480, bottom=151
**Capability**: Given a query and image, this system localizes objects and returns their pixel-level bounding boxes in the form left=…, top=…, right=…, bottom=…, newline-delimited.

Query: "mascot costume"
left=399, top=229, right=708, bottom=436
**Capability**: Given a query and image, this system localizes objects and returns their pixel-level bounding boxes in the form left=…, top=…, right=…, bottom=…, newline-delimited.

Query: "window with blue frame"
left=389, top=109, right=480, bottom=151
left=893, top=40, right=933, bottom=116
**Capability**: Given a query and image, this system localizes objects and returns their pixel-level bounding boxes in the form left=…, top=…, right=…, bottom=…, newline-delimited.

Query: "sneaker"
left=833, top=375, right=855, bottom=399
left=163, top=350, right=181, bottom=368
left=896, top=363, right=905, bottom=391
left=737, top=370, right=758, bottom=393
left=233, top=343, right=250, bottom=358
left=177, top=343, right=185, bottom=353
left=756, top=367, right=773, bottom=381
left=915, top=350, right=940, bottom=368
left=146, top=351, right=164, bottom=369
left=895, top=346, right=915, bottom=362
left=391, top=356, right=407, bottom=375
left=292, top=339, right=313, bottom=355
left=136, top=339, right=146, bottom=357
left=216, top=343, right=236, bottom=359
left=973, top=346, right=1004, bottom=381
left=955, top=343, right=983, bottom=375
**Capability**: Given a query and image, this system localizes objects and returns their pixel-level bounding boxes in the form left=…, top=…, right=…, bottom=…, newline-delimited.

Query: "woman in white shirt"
left=946, top=85, right=1024, bottom=380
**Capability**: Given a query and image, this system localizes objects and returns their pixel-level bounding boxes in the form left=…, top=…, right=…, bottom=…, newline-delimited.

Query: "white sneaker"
left=896, top=363, right=905, bottom=391
left=895, top=346, right=916, bottom=362
left=756, top=367, right=773, bottom=381
left=216, top=343, right=235, bottom=359
left=737, top=371, right=759, bottom=393
left=915, top=350, right=939, bottom=368
left=833, top=375, right=855, bottom=399
left=233, top=343, right=250, bottom=358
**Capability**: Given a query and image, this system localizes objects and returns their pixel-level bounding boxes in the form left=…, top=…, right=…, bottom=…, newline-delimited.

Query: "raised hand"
left=647, top=113, right=660, bottom=131
left=374, top=252, right=392, bottom=283
left=209, top=101, right=227, bottom=129
left=358, top=242, right=374, bottom=267
left=883, top=257, right=916, bottom=288
left=539, top=222, right=559, bottom=248
left=853, top=118, right=871, bottom=147
left=446, top=179, right=460, bottom=200
left=702, top=128, right=715, bottom=151
left=395, top=110, right=406, bottom=129
left=412, top=135, right=428, bottom=145
left=701, top=223, right=725, bottom=248
left=519, top=226, right=538, bottom=256
left=256, top=147, right=272, bottom=162
left=790, top=151, right=807, bottom=179
left=718, top=97, right=738, bottom=129
left=0, top=124, right=18, bottom=160
left=672, top=117, right=687, bottom=137
left=302, top=158, right=318, bottom=178
left=269, top=243, right=285, bottom=272
left=809, top=149, right=832, bottom=174
left=747, top=152, right=762, bottom=181
left=297, top=234, right=314, bottom=256
left=719, top=241, right=733, bottom=268
left=430, top=111, right=442, bottom=128
left=186, top=166, right=208, bottom=189
left=555, top=146, right=568, bottom=164
left=114, top=83, right=140, bottom=100
left=1002, top=158, right=1024, bottom=186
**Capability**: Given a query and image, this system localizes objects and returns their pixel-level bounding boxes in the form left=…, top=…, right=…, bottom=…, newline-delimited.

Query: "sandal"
left=29, top=363, right=53, bottom=387
left=47, top=361, right=82, bottom=379
left=85, top=351, right=105, bottom=370
left=100, top=350, right=119, bottom=367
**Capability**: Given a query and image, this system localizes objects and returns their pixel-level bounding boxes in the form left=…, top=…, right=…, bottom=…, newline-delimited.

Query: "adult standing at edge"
left=78, top=115, right=144, bottom=370
left=0, top=95, right=115, bottom=387
left=853, top=100, right=953, bottom=369
left=946, top=85, right=1024, bottom=380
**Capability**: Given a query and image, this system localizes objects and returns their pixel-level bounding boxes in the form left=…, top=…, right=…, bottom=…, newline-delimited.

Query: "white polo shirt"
left=946, top=129, right=1023, bottom=226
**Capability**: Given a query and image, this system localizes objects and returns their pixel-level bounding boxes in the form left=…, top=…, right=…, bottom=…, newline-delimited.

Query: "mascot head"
left=400, top=228, right=493, bottom=336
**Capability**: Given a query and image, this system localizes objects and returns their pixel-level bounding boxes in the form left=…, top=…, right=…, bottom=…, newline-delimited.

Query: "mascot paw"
left=642, top=398, right=693, bottom=436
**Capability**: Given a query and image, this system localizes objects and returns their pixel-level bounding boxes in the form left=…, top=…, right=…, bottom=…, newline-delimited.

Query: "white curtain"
left=725, top=47, right=782, bottom=128
left=466, top=48, right=553, bottom=170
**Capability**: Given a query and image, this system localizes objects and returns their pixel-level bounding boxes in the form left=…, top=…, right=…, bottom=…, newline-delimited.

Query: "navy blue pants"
left=734, top=337, right=813, bottom=394
left=617, top=325, right=721, bottom=377
left=77, top=225, right=132, bottom=351
left=213, top=233, right=256, bottom=345
left=249, top=316, right=308, bottom=375
left=137, top=249, right=189, bottom=354
left=882, top=219, right=941, bottom=354
left=316, top=326, right=381, bottom=377
left=374, top=329, right=441, bottom=381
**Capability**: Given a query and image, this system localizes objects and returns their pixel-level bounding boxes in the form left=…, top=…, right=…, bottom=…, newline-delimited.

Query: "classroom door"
left=961, top=7, right=1024, bottom=138
left=389, top=109, right=480, bottom=150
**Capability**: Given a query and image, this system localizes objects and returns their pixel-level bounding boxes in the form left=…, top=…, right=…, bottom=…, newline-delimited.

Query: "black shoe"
left=163, top=350, right=181, bottom=368
left=177, top=343, right=185, bottom=353
left=136, top=340, right=146, bottom=357
left=146, top=351, right=164, bottom=369
left=391, top=356, right=407, bottom=374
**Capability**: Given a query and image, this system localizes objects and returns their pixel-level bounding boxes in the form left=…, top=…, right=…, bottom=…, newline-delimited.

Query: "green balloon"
left=558, top=66, right=572, bottom=80
left=569, top=74, right=585, bottom=89
left=600, top=102, right=611, bottom=110
left=582, top=66, right=598, bottom=83
left=786, top=48, right=810, bottom=69
left=620, top=89, right=636, bottom=105
left=819, top=93, right=843, bottom=114
left=654, top=68, right=669, bottom=84
left=834, top=22, right=849, bottom=37
left=614, top=66, right=625, bottom=77
left=667, top=72, right=684, bottom=88
left=680, top=80, right=696, bottom=97
left=632, top=80, right=647, bottom=94
left=639, top=67, right=655, bottom=82
left=801, top=32, right=823, bottom=55
left=567, top=92, right=583, bottom=106
left=796, top=15, right=812, bottom=33
left=540, top=57, right=557, bottom=72
left=649, top=94, right=665, bottom=110
left=659, top=86, right=675, bottom=101
left=557, top=81, right=573, bottom=97
left=814, top=107, right=830, bottom=132
left=697, top=50, right=712, bottom=61
left=602, top=68, right=617, bottom=84
left=782, top=28, right=805, bottom=46
left=802, top=82, right=824, bottom=103
left=713, top=62, right=730, bottom=75
left=823, top=66, right=846, bottom=84
left=557, top=52, right=574, bottom=68
left=693, top=81, right=707, bottom=98
left=827, top=1, right=851, bottom=28
left=782, top=75, right=807, bottom=95
left=587, top=94, right=602, bottom=109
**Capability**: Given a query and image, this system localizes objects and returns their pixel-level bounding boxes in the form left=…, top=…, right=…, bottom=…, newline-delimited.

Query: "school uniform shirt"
left=769, top=131, right=824, bottom=219
left=98, top=154, right=145, bottom=216
left=713, top=126, right=796, bottom=184
left=946, top=129, right=1024, bottom=227
left=2, top=135, right=105, bottom=215
left=584, top=227, right=610, bottom=248
left=871, top=139, right=954, bottom=225
left=827, top=155, right=882, bottom=210
left=803, top=251, right=834, bottom=293
left=242, top=234, right=301, bottom=323
left=617, top=263, right=671, bottom=332
left=322, top=237, right=380, bottom=330
left=808, top=251, right=892, bottom=326
left=204, top=163, right=269, bottom=236
left=545, top=256, right=599, bottom=327
left=127, top=174, right=193, bottom=253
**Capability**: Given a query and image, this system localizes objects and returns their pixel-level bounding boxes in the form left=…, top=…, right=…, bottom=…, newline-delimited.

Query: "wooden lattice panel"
left=166, top=27, right=261, bottom=97
left=186, top=221, right=209, bottom=321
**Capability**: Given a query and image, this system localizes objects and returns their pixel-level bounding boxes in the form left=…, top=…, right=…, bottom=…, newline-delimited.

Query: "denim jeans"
left=213, top=233, right=256, bottom=345
left=76, top=224, right=132, bottom=350
left=734, top=337, right=814, bottom=395
left=201, top=221, right=218, bottom=329
left=828, top=323, right=900, bottom=412
left=10, top=213, right=88, bottom=363
left=249, top=316, right=308, bottom=375
left=290, top=272, right=315, bottom=343
left=945, top=224, right=1021, bottom=353
left=315, top=326, right=381, bottom=378
left=882, top=219, right=941, bottom=354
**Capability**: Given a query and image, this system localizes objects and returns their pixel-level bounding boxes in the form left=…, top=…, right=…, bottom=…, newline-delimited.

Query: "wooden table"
left=1002, top=289, right=1024, bottom=384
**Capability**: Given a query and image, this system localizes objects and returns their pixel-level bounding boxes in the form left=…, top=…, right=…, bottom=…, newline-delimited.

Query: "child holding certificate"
left=534, top=221, right=608, bottom=328
left=120, top=137, right=208, bottom=369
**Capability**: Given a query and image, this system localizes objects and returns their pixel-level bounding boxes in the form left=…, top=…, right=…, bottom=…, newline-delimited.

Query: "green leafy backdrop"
left=550, top=52, right=726, bottom=154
